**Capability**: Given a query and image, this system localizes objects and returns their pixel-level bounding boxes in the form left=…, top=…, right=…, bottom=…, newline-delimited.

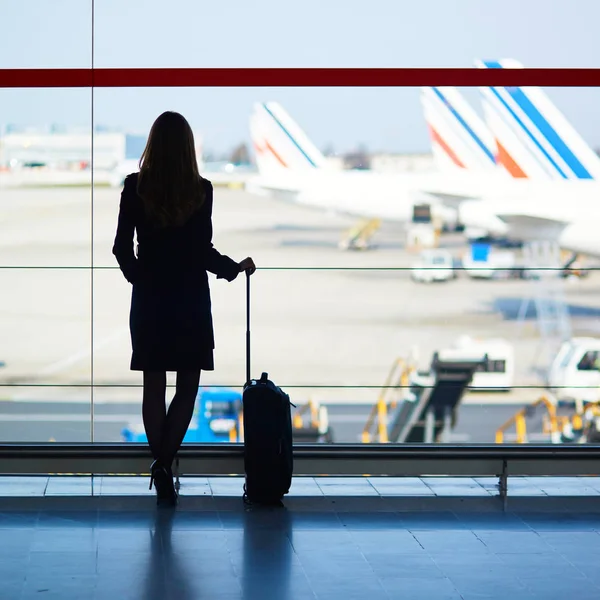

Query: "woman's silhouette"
left=113, top=111, right=255, bottom=506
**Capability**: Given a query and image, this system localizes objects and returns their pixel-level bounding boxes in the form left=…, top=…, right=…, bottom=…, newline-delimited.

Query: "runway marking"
left=4, top=397, right=141, bottom=404
left=0, top=414, right=138, bottom=422
left=326, top=415, right=372, bottom=423
left=38, top=328, right=129, bottom=376
left=9, top=328, right=129, bottom=402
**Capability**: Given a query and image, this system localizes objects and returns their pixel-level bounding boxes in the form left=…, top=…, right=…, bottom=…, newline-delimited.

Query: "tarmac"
left=2, top=184, right=600, bottom=443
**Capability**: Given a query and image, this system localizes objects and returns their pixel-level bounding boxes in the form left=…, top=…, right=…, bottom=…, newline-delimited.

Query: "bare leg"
left=160, top=369, right=201, bottom=469
left=142, top=371, right=167, bottom=460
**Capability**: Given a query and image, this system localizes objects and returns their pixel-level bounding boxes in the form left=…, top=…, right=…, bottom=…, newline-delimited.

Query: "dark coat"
left=112, top=173, right=240, bottom=372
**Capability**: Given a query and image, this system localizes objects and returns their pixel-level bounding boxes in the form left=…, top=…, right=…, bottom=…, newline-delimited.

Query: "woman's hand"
left=238, top=257, right=256, bottom=275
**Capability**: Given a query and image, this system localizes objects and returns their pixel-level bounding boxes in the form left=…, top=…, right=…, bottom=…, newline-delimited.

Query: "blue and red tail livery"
left=477, top=58, right=600, bottom=180
left=421, top=86, right=496, bottom=174
left=250, top=102, right=326, bottom=176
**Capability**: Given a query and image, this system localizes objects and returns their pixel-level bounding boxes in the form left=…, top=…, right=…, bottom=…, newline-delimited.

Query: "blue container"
left=471, top=243, right=491, bottom=262
left=121, top=386, right=242, bottom=443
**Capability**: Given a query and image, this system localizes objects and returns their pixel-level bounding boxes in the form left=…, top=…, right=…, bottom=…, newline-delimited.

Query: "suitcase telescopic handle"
left=246, top=270, right=251, bottom=384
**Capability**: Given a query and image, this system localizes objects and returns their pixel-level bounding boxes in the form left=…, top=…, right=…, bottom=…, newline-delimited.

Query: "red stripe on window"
left=0, top=68, right=599, bottom=88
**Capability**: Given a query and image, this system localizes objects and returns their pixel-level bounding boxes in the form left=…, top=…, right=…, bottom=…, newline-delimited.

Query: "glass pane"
left=93, top=1, right=598, bottom=68
left=0, top=0, right=91, bottom=68
left=0, top=89, right=92, bottom=267
left=0, top=270, right=91, bottom=442
left=94, top=82, right=600, bottom=448
left=0, top=86, right=92, bottom=443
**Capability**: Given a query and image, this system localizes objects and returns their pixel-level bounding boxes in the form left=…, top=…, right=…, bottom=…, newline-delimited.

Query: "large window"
left=2, top=1, right=600, bottom=447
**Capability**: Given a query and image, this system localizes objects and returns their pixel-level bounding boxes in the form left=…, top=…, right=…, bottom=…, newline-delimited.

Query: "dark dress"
left=112, top=173, right=240, bottom=372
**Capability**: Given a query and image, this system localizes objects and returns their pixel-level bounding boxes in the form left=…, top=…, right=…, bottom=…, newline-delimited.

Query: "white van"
left=548, top=338, right=600, bottom=405
left=462, top=249, right=518, bottom=280
left=450, top=336, right=515, bottom=391
left=410, top=249, right=454, bottom=283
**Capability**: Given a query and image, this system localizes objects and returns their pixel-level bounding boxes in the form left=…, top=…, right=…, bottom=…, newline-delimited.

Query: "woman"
left=113, top=111, right=256, bottom=506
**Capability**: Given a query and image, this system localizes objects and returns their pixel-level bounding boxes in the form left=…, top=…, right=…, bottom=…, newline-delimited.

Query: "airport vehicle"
left=559, top=402, right=600, bottom=443
left=449, top=336, right=514, bottom=391
left=122, top=386, right=333, bottom=444
left=247, top=101, right=458, bottom=232
left=548, top=338, right=600, bottom=407
left=410, top=249, right=454, bottom=283
left=421, top=62, right=600, bottom=260
left=461, top=243, right=519, bottom=280
left=122, top=387, right=242, bottom=443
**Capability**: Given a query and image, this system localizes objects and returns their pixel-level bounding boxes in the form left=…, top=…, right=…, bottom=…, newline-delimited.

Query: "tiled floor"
left=1, top=475, right=600, bottom=499
left=1, top=500, right=600, bottom=599
left=0, top=477, right=600, bottom=599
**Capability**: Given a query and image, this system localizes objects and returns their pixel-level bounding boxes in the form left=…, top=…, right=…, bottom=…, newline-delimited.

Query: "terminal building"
left=0, top=127, right=203, bottom=185
left=0, top=127, right=133, bottom=170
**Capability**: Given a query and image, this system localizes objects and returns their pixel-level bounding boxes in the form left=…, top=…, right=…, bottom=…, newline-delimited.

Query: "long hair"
left=137, top=111, right=205, bottom=227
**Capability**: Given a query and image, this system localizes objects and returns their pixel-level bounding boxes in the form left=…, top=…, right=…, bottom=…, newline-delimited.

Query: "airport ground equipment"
left=338, top=218, right=381, bottom=250
left=462, top=243, right=518, bottom=280
left=547, top=338, right=600, bottom=408
left=121, top=387, right=243, bottom=444
left=292, top=399, right=333, bottom=442
left=121, top=386, right=329, bottom=444
left=447, top=336, right=514, bottom=391
left=362, top=357, right=417, bottom=443
left=406, top=223, right=439, bottom=251
left=406, top=201, right=440, bottom=251
left=233, top=400, right=332, bottom=444
left=363, top=350, right=484, bottom=443
left=517, top=240, right=572, bottom=380
left=559, top=402, right=600, bottom=443
left=495, top=394, right=562, bottom=444
left=496, top=394, right=600, bottom=445
left=410, top=249, right=454, bottom=283
left=560, top=250, right=589, bottom=279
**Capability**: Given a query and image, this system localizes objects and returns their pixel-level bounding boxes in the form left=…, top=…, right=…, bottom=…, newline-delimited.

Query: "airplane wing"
left=496, top=214, right=567, bottom=228
left=419, top=190, right=480, bottom=208
left=245, top=174, right=302, bottom=201
left=494, top=213, right=569, bottom=239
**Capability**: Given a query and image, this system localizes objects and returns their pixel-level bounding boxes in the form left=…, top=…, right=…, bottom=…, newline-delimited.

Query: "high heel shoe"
left=149, top=460, right=178, bottom=507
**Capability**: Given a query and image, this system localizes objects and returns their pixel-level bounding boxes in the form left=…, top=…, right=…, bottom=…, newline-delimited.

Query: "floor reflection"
left=241, top=505, right=294, bottom=600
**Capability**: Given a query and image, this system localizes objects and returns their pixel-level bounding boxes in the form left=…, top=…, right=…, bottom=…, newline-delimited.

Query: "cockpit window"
left=577, top=351, right=599, bottom=371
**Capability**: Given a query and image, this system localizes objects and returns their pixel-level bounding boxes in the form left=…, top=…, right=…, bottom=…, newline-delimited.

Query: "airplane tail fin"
left=420, top=86, right=496, bottom=174
left=250, top=102, right=326, bottom=177
left=477, top=58, right=600, bottom=180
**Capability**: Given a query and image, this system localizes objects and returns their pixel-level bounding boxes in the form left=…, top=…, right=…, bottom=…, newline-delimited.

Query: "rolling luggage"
left=242, top=272, right=294, bottom=506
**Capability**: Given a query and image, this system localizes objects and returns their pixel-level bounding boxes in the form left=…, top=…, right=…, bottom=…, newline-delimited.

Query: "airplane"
left=476, top=59, right=600, bottom=258
left=247, top=101, right=459, bottom=238
left=421, top=62, right=600, bottom=259
left=420, top=86, right=496, bottom=176
left=419, top=86, right=510, bottom=240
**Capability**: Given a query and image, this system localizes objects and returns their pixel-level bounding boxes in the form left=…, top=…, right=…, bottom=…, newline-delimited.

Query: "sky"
left=1, top=0, right=600, bottom=154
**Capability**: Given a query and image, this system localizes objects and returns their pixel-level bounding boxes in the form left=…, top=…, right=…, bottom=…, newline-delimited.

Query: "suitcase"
left=242, top=272, right=294, bottom=506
